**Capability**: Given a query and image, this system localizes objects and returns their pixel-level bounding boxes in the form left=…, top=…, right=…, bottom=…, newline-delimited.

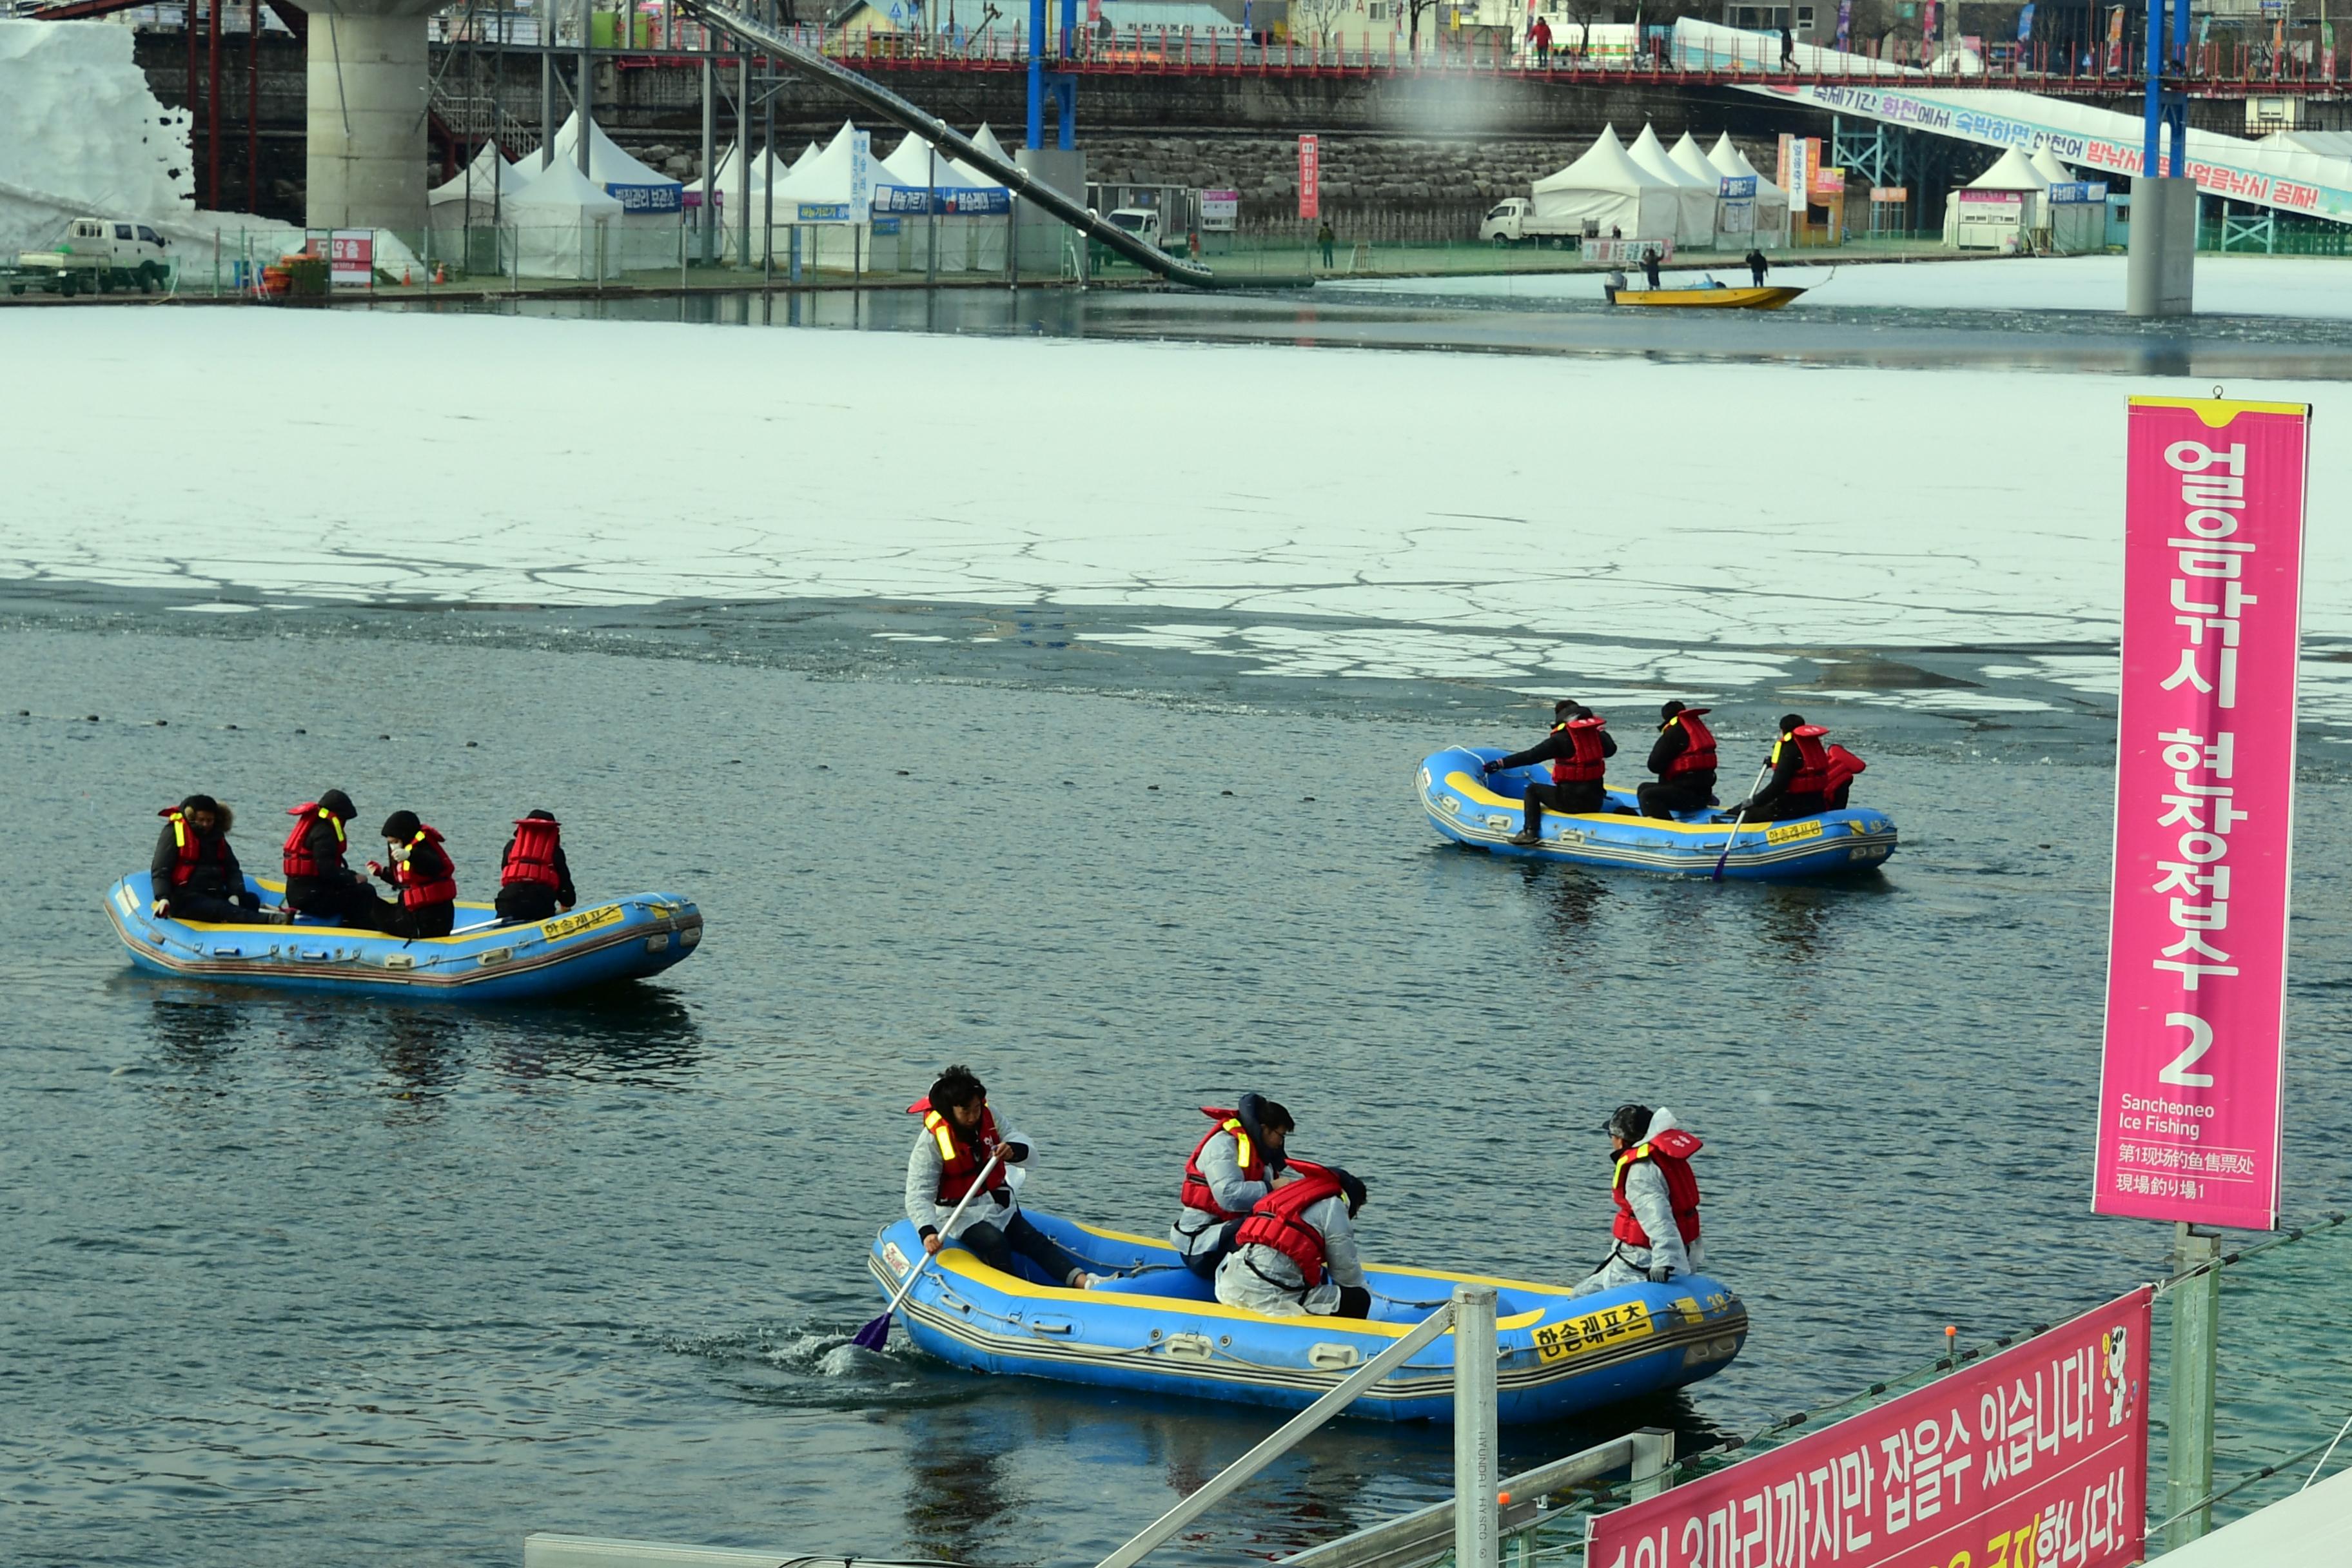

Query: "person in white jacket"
left=904, top=1064, right=1100, bottom=1289
left=1571, top=1104, right=1707, bottom=1297
left=1214, top=1161, right=1372, bottom=1318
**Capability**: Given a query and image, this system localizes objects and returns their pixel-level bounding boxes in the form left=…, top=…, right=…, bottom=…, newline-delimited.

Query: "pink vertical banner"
left=1297, top=134, right=1320, bottom=219
left=2093, top=397, right=2310, bottom=1231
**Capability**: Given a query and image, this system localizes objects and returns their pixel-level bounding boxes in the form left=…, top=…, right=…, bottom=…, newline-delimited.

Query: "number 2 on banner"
left=2158, top=1012, right=2216, bottom=1088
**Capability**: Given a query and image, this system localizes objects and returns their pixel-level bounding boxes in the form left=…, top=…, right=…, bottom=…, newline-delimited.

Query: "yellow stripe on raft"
left=1444, top=771, right=1734, bottom=838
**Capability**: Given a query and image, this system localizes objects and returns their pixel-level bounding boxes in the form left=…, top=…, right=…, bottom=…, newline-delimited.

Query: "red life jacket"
left=908, top=1097, right=1010, bottom=1205
left=1179, top=1106, right=1268, bottom=1221
left=1823, top=743, right=1867, bottom=807
left=1662, top=709, right=1718, bottom=778
left=1233, top=1159, right=1345, bottom=1282
left=504, top=816, right=563, bottom=890
left=1551, top=715, right=1609, bottom=785
left=1773, top=725, right=1835, bottom=799
left=391, top=826, right=457, bottom=910
left=159, top=806, right=204, bottom=887
left=1611, top=1129, right=1704, bottom=1250
left=280, top=801, right=346, bottom=879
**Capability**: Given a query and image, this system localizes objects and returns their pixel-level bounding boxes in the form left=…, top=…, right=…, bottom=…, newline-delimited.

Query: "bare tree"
left=1404, top=0, right=1443, bottom=51
left=1290, top=0, right=1349, bottom=48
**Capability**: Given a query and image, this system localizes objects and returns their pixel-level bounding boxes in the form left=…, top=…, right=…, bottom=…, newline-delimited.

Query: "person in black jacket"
left=495, top=810, right=577, bottom=924
left=151, top=794, right=271, bottom=923
left=280, top=789, right=398, bottom=930
left=1484, top=700, right=1625, bottom=845
left=1636, top=700, right=1720, bottom=819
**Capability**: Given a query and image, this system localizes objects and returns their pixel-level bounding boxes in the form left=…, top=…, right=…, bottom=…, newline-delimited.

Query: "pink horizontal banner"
left=1586, top=1291, right=2150, bottom=1568
left=2094, top=397, right=2309, bottom=1231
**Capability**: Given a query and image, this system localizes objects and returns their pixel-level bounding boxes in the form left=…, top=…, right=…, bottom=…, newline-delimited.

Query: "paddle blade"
left=850, top=1311, right=893, bottom=1351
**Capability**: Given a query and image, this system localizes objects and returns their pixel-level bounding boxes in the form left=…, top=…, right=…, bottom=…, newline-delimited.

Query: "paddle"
left=852, top=1153, right=1003, bottom=1351
left=1710, top=760, right=1774, bottom=883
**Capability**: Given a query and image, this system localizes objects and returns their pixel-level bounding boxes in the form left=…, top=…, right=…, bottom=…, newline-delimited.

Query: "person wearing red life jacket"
left=1571, top=1103, right=1706, bottom=1298
left=1213, top=1159, right=1371, bottom=1318
left=367, top=811, right=460, bottom=939
left=280, top=789, right=398, bottom=931
left=1728, top=713, right=1868, bottom=823
left=495, top=809, right=576, bottom=925
left=1482, top=700, right=1631, bottom=847
left=1170, top=1093, right=1297, bottom=1279
left=1636, top=700, right=1720, bottom=819
left=149, top=794, right=273, bottom=923
left=904, top=1064, right=1102, bottom=1289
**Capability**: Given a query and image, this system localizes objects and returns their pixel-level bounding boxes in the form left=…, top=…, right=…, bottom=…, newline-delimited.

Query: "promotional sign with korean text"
left=1587, top=1291, right=2150, bottom=1568
left=1298, top=135, right=1320, bottom=220
left=2093, top=398, right=2309, bottom=1231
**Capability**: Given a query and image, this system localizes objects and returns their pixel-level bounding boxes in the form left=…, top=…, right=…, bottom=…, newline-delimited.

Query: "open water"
left=5, top=583, right=2351, bottom=1568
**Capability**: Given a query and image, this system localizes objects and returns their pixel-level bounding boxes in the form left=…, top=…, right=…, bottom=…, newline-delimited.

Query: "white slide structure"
left=1672, top=19, right=2352, bottom=224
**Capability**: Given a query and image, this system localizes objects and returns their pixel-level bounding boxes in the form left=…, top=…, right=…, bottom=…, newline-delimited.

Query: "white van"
left=11, top=217, right=173, bottom=297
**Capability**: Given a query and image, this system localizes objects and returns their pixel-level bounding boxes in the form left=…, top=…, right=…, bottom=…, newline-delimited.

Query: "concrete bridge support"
left=305, top=0, right=440, bottom=231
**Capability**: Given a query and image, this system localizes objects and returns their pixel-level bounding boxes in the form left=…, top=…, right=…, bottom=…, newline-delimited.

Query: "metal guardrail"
left=1279, top=1428, right=1677, bottom=1568
left=673, top=0, right=1224, bottom=289
left=524, top=1537, right=968, bottom=1568
left=1095, top=1286, right=1500, bottom=1568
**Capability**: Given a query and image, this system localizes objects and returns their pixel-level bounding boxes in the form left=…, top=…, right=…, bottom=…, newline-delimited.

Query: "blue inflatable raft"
left=1418, top=747, right=1897, bottom=880
left=866, top=1212, right=1746, bottom=1424
left=103, top=872, right=703, bottom=1001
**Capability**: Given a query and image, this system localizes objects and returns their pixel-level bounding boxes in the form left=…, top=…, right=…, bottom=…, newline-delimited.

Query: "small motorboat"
left=103, top=871, right=703, bottom=1001
left=865, top=1211, right=1747, bottom=1424
left=1418, top=747, right=1897, bottom=879
left=1605, top=284, right=1805, bottom=309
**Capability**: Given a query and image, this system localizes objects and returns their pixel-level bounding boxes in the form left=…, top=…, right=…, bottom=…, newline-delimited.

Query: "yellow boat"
left=1605, top=284, right=1806, bottom=310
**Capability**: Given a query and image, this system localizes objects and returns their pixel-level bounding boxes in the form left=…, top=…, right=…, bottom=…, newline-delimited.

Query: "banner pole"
left=2166, top=1222, right=2220, bottom=1549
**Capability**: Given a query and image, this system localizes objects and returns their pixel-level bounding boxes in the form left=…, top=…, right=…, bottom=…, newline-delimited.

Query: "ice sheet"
left=2, top=309, right=2344, bottom=678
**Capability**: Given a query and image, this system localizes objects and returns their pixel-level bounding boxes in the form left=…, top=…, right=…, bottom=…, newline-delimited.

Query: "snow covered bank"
left=1322, top=255, right=2352, bottom=319
left=1, top=308, right=2344, bottom=680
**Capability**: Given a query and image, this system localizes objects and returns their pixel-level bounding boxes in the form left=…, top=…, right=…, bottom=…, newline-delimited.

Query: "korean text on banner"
left=1588, top=1291, right=2151, bottom=1568
left=2093, top=398, right=2310, bottom=1231
left=1298, top=135, right=1320, bottom=220
left=328, top=230, right=373, bottom=286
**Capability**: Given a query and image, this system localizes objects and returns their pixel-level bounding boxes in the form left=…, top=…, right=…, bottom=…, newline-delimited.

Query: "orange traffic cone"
left=433, top=263, right=446, bottom=284
left=402, top=266, right=413, bottom=286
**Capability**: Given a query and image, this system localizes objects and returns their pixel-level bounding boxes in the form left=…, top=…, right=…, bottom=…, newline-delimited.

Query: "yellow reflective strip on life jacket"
left=1223, top=1118, right=1253, bottom=1171
left=321, top=810, right=346, bottom=845
left=924, top=1109, right=957, bottom=1162
left=172, top=816, right=187, bottom=849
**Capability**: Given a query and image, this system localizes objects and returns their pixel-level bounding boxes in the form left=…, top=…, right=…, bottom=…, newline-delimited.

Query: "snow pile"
left=0, top=20, right=193, bottom=253
left=0, top=19, right=308, bottom=260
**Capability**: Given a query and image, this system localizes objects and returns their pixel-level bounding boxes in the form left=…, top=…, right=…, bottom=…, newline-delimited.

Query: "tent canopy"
left=540, top=113, right=685, bottom=196
left=1667, top=130, right=1725, bottom=191
left=1531, top=126, right=1679, bottom=242
left=501, top=156, right=623, bottom=279
left=1627, top=122, right=1718, bottom=246
left=881, top=132, right=1008, bottom=192
left=1969, top=146, right=2051, bottom=190
left=430, top=141, right=531, bottom=207
left=2029, top=146, right=2073, bottom=183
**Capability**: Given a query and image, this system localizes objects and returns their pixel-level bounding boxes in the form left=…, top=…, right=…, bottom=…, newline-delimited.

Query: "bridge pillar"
left=305, top=0, right=441, bottom=233
left=2126, top=177, right=2197, bottom=317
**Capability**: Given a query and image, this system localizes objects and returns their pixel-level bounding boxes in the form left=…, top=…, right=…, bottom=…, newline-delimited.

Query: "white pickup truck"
left=10, top=216, right=172, bottom=297
left=1476, top=197, right=1591, bottom=249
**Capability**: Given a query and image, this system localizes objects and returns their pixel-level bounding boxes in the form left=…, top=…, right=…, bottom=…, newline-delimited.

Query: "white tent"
left=876, top=131, right=1012, bottom=273
left=758, top=121, right=876, bottom=271
left=1706, top=132, right=1789, bottom=246
left=969, top=122, right=1017, bottom=173
left=1627, top=123, right=1718, bottom=247
left=539, top=112, right=685, bottom=271
left=427, top=142, right=532, bottom=268
left=501, top=156, right=623, bottom=279
left=2029, top=146, right=2073, bottom=184
left=1530, top=126, right=1678, bottom=244
left=1970, top=146, right=2051, bottom=191
left=716, top=144, right=814, bottom=261
left=1946, top=146, right=2050, bottom=248
left=1669, top=131, right=1745, bottom=244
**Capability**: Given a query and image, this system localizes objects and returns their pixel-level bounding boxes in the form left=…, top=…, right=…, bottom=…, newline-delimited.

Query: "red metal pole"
left=208, top=0, right=222, bottom=208
left=247, top=0, right=258, bottom=211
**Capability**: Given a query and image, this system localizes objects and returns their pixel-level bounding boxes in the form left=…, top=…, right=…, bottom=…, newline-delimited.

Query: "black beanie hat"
left=382, top=810, right=421, bottom=841
left=319, top=789, right=356, bottom=819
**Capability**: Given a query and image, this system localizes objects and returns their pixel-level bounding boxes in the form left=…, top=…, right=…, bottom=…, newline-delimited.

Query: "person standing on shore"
left=1317, top=219, right=1336, bottom=269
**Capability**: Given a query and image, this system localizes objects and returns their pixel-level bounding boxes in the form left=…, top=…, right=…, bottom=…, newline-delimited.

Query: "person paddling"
left=1214, top=1158, right=1371, bottom=1318
left=1171, top=1094, right=1295, bottom=1279
left=905, top=1065, right=1102, bottom=1289
left=1726, top=714, right=1869, bottom=821
left=1571, top=1103, right=1704, bottom=1297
